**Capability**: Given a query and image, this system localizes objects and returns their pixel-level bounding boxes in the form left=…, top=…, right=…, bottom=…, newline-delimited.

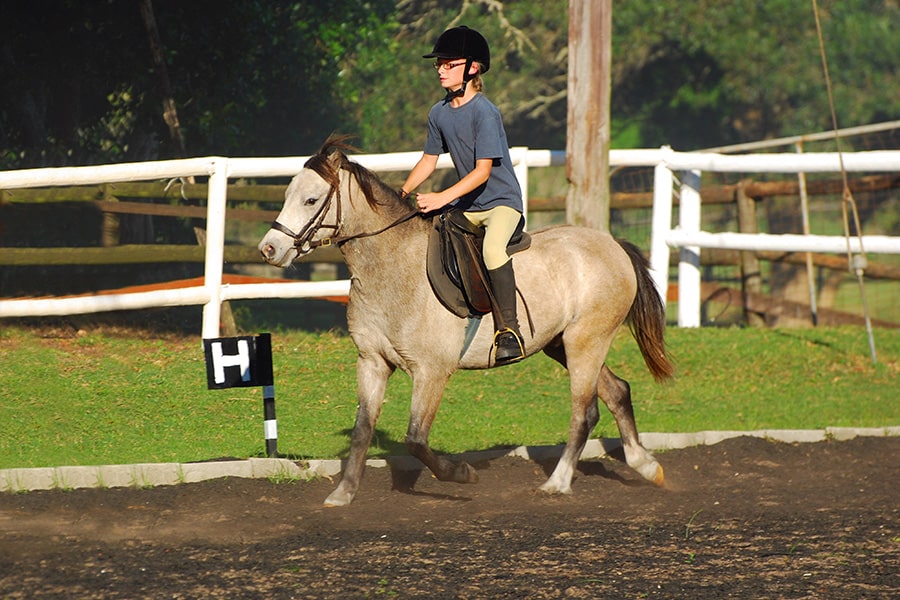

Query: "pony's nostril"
left=261, top=243, right=275, bottom=260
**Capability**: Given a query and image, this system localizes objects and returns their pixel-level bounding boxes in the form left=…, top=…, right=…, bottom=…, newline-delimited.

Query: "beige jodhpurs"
left=463, top=205, right=522, bottom=270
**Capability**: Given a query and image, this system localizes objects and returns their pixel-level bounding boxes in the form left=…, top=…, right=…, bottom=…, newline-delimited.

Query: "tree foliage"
left=612, top=0, right=899, bottom=148
left=0, top=0, right=896, bottom=170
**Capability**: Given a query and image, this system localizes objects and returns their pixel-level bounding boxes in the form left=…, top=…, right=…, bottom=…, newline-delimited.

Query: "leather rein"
left=270, top=170, right=419, bottom=254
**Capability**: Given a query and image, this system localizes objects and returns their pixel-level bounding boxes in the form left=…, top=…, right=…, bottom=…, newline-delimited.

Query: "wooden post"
left=795, top=142, right=819, bottom=326
left=100, top=183, right=120, bottom=248
left=736, top=181, right=765, bottom=327
left=565, top=0, right=611, bottom=231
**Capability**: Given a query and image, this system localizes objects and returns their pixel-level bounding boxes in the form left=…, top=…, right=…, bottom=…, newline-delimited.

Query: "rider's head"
left=423, top=26, right=490, bottom=94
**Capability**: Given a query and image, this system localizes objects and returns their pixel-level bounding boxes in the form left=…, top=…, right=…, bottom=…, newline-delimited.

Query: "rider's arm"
left=400, top=153, right=439, bottom=197
left=416, top=158, right=492, bottom=212
left=441, top=158, right=492, bottom=201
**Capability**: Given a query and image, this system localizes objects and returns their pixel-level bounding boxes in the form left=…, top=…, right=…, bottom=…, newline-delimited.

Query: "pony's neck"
left=337, top=170, right=429, bottom=274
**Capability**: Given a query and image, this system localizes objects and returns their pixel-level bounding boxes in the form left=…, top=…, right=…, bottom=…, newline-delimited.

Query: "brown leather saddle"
left=426, top=209, right=531, bottom=318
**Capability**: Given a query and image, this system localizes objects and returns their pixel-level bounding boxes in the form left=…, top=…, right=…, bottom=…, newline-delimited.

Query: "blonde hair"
left=470, top=62, right=486, bottom=92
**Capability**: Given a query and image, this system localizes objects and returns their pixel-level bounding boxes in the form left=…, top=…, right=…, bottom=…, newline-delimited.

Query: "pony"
left=259, top=135, right=674, bottom=506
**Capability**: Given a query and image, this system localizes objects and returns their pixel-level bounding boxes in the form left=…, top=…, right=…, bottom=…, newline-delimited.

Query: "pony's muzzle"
left=258, top=235, right=295, bottom=267
left=260, top=242, right=277, bottom=261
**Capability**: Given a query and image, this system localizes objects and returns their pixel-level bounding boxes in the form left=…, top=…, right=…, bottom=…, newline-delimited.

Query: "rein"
left=271, top=169, right=419, bottom=252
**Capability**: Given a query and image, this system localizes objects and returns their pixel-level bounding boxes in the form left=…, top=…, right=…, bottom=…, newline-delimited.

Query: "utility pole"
left=566, top=0, right=612, bottom=231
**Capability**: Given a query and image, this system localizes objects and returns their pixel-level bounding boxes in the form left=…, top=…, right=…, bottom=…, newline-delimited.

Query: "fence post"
left=678, top=170, right=702, bottom=327
left=736, top=181, right=765, bottom=327
left=201, top=158, right=229, bottom=339
left=100, top=183, right=120, bottom=247
left=649, top=158, right=674, bottom=306
left=795, top=142, right=819, bottom=326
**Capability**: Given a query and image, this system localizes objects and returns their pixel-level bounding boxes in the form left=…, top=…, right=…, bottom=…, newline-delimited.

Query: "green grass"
left=0, top=325, right=897, bottom=469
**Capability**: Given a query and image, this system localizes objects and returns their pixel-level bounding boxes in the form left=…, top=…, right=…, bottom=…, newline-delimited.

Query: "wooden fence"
left=3, top=173, right=897, bottom=269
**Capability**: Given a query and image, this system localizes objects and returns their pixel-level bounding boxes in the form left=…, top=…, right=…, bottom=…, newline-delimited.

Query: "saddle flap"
left=426, top=209, right=530, bottom=318
left=427, top=217, right=474, bottom=318
left=449, top=226, right=492, bottom=314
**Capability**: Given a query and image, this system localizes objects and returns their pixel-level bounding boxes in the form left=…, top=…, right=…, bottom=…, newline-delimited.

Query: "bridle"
left=269, top=182, right=341, bottom=254
left=270, top=166, right=418, bottom=256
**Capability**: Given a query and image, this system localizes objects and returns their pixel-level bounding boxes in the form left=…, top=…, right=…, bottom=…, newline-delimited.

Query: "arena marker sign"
left=203, top=333, right=278, bottom=457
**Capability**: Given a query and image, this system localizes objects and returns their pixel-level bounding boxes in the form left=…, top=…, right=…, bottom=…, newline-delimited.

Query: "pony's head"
left=259, top=135, right=375, bottom=267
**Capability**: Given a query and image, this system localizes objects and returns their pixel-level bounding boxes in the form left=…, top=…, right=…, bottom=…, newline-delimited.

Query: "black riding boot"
left=488, top=261, right=525, bottom=365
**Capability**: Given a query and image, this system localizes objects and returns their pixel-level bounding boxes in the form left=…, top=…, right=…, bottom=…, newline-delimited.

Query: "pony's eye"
left=304, top=197, right=317, bottom=206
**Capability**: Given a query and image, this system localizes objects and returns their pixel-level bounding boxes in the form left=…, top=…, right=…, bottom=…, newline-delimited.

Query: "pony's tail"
left=619, top=239, right=675, bottom=383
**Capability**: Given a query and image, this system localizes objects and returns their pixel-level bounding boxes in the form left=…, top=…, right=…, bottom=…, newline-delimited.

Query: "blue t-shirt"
left=423, top=93, right=523, bottom=213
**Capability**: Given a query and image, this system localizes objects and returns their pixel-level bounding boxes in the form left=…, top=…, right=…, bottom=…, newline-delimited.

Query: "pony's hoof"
left=652, top=465, right=665, bottom=487
left=323, top=489, right=355, bottom=507
left=537, top=481, right=573, bottom=496
left=633, top=458, right=665, bottom=486
left=454, top=462, right=479, bottom=484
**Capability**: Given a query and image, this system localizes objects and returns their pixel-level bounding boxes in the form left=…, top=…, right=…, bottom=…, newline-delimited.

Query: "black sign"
left=203, top=334, right=274, bottom=389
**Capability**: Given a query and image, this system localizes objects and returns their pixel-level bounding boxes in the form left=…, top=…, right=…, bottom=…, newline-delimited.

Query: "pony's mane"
left=304, top=134, right=400, bottom=210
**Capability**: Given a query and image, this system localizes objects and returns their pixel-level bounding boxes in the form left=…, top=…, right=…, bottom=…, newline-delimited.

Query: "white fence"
left=647, top=147, right=900, bottom=327
left=1, top=147, right=898, bottom=336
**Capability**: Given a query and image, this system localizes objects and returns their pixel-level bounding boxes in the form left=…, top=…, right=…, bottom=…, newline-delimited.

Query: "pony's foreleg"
left=405, top=374, right=478, bottom=485
left=598, top=365, right=665, bottom=486
left=324, top=355, right=393, bottom=507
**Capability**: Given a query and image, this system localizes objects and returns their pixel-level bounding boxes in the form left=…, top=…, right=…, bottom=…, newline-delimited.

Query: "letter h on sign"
left=203, top=334, right=273, bottom=389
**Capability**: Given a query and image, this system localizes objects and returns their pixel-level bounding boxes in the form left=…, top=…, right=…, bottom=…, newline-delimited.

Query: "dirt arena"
left=1, top=435, right=897, bottom=599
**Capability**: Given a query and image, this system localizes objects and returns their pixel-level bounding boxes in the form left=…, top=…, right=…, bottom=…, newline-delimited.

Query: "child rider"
left=400, top=25, right=525, bottom=365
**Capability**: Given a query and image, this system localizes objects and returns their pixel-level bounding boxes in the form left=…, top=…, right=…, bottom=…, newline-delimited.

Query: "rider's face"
left=434, top=59, right=469, bottom=91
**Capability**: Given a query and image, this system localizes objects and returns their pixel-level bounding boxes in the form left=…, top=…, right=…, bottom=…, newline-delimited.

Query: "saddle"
left=426, top=208, right=531, bottom=318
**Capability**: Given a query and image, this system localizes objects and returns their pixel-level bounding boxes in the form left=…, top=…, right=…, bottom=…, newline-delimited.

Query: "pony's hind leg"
left=539, top=343, right=600, bottom=495
left=598, top=365, right=665, bottom=486
left=539, top=393, right=599, bottom=495
left=324, top=354, right=394, bottom=507
left=406, top=371, right=478, bottom=485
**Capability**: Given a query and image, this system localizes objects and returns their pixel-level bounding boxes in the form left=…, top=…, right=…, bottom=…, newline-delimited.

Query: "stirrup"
left=493, top=328, right=525, bottom=365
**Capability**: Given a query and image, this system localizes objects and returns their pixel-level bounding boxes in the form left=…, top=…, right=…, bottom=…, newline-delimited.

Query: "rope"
left=811, top=0, right=877, bottom=363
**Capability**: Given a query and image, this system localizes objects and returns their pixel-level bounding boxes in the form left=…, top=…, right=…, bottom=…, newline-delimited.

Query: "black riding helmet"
left=423, top=25, right=491, bottom=87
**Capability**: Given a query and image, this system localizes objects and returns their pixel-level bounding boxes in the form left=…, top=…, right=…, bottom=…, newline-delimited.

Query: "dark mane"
left=305, top=134, right=402, bottom=210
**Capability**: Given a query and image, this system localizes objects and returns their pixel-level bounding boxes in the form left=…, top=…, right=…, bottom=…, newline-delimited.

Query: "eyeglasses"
left=432, top=60, right=467, bottom=71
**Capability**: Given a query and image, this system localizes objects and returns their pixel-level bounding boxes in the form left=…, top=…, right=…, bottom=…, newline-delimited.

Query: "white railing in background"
left=1, top=147, right=897, bottom=336
left=648, top=147, right=900, bottom=327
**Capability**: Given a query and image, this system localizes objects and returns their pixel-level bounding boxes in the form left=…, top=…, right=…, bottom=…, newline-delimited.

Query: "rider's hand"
left=416, top=191, right=454, bottom=213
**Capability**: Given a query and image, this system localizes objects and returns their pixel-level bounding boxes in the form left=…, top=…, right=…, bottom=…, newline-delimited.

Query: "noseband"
left=270, top=166, right=418, bottom=255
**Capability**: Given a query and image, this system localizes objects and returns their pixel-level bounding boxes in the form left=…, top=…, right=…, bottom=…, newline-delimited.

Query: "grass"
left=0, top=324, right=898, bottom=470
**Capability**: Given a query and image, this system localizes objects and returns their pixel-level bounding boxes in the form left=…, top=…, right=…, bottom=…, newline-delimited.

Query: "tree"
left=0, top=0, right=895, bottom=171
left=0, top=1, right=397, bottom=168
left=610, top=0, right=900, bottom=149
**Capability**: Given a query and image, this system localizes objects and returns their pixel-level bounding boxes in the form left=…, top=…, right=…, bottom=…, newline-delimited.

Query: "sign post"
left=202, top=333, right=278, bottom=457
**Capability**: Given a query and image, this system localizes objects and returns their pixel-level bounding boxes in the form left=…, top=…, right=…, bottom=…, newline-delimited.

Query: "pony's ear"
left=326, top=147, right=345, bottom=169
